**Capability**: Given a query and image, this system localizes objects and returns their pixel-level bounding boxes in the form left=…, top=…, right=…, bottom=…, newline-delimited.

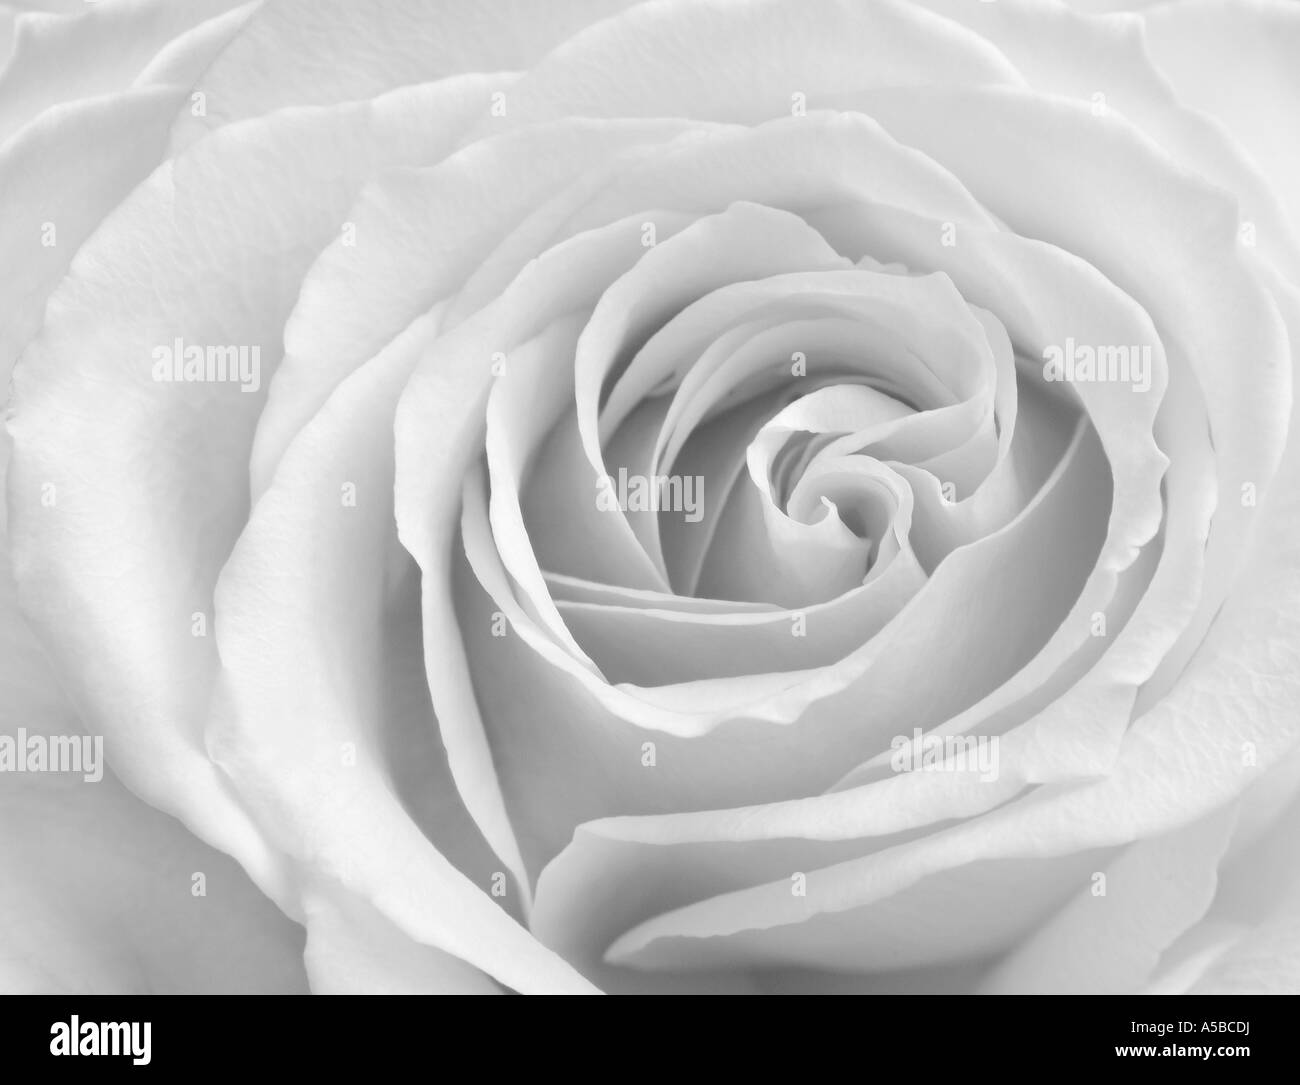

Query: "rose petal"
left=0, top=0, right=244, bottom=146
left=251, top=118, right=700, bottom=498
left=133, top=1, right=258, bottom=89
left=1143, top=0, right=1300, bottom=247
left=302, top=888, right=501, bottom=995
left=396, top=212, right=685, bottom=905
left=907, top=0, right=1300, bottom=279
left=7, top=77, right=499, bottom=905
left=485, top=0, right=1022, bottom=134
left=1, top=529, right=306, bottom=994
left=169, top=0, right=640, bottom=149
left=451, top=112, right=997, bottom=323
left=975, top=807, right=1236, bottom=993
left=209, top=315, right=595, bottom=994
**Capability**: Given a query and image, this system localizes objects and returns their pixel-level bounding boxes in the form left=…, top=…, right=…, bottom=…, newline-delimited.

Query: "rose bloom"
left=1, top=0, right=1298, bottom=996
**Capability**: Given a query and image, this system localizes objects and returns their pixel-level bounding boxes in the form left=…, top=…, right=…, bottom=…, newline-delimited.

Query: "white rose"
left=2, top=0, right=1299, bottom=995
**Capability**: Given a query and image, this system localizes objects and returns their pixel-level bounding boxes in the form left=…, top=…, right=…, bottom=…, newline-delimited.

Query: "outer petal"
left=210, top=315, right=597, bottom=994
left=975, top=808, right=1236, bottom=993
left=169, top=0, right=642, bottom=148
left=1143, top=0, right=1300, bottom=240
left=302, top=889, right=501, bottom=995
left=0, top=0, right=245, bottom=144
left=0, top=514, right=305, bottom=994
left=7, top=76, right=498, bottom=912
